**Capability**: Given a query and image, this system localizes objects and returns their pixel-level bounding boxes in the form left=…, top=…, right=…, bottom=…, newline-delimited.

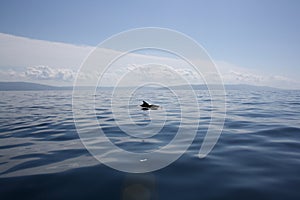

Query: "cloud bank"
left=0, top=33, right=299, bottom=89
left=0, top=33, right=92, bottom=69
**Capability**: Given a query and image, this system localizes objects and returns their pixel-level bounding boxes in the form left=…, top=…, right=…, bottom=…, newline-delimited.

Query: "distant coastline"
left=0, top=82, right=71, bottom=91
left=0, top=81, right=288, bottom=91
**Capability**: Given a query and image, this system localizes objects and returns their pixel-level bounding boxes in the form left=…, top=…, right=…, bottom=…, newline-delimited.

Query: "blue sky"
left=0, top=0, right=300, bottom=88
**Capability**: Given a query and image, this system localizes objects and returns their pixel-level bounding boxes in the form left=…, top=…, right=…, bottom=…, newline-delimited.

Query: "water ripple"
left=1, top=89, right=300, bottom=199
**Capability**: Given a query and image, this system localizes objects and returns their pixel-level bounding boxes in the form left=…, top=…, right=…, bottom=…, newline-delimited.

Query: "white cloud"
left=25, top=66, right=75, bottom=81
left=215, top=61, right=300, bottom=89
left=228, top=70, right=264, bottom=83
left=114, top=64, right=193, bottom=86
left=0, top=65, right=76, bottom=84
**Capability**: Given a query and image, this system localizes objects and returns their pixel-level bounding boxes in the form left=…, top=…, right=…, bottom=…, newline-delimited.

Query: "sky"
left=0, top=0, right=300, bottom=89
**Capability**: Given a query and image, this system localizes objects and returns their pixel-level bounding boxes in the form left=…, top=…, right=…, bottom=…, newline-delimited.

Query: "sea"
left=1, top=88, right=300, bottom=200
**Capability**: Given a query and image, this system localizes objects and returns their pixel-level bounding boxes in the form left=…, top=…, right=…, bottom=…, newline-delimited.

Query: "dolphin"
left=140, top=101, right=159, bottom=110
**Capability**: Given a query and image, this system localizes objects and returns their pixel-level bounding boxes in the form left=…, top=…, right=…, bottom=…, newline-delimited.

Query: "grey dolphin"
left=140, top=101, right=159, bottom=110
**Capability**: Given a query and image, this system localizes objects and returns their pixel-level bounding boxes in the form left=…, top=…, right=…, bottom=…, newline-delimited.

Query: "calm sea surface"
left=1, top=89, right=300, bottom=199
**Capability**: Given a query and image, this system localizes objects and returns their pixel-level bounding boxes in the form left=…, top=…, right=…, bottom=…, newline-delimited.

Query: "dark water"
left=1, top=89, right=300, bottom=199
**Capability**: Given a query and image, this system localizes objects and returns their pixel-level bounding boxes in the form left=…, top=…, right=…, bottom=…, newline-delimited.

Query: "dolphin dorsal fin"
left=141, top=101, right=150, bottom=107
